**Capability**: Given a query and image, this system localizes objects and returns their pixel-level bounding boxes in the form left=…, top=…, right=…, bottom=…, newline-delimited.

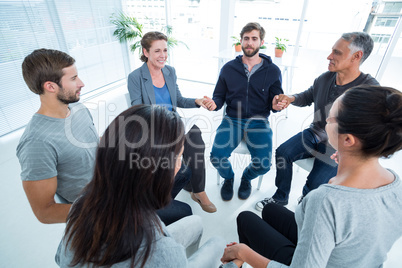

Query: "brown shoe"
left=191, top=192, right=217, bottom=213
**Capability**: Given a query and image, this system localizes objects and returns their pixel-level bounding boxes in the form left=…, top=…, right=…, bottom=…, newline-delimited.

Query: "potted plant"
left=259, top=44, right=267, bottom=54
left=231, top=36, right=242, bottom=52
left=275, top=37, right=288, bottom=58
left=110, top=12, right=188, bottom=56
left=110, top=12, right=143, bottom=54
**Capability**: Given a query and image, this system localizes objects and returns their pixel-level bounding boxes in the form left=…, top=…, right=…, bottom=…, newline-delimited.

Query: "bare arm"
left=22, top=176, right=71, bottom=224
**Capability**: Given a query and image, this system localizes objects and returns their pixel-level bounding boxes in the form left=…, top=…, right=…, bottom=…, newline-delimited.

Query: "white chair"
left=294, top=158, right=314, bottom=173
left=216, top=139, right=265, bottom=190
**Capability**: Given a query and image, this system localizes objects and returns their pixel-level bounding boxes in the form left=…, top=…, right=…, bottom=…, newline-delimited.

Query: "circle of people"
left=17, top=22, right=402, bottom=267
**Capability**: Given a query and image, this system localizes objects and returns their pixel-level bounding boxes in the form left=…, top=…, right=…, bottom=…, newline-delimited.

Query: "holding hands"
left=195, top=96, right=217, bottom=111
left=221, top=242, right=245, bottom=267
left=272, top=94, right=295, bottom=111
left=220, top=242, right=271, bottom=268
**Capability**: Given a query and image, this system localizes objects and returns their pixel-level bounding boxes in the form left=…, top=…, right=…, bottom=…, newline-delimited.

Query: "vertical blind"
left=0, top=0, right=127, bottom=137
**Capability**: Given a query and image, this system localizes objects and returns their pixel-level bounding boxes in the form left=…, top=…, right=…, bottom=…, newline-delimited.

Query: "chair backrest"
left=125, top=93, right=132, bottom=108
left=295, top=158, right=314, bottom=172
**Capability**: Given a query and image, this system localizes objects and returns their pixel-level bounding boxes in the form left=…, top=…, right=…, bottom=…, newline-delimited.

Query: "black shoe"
left=238, top=179, right=252, bottom=200
left=255, top=197, right=288, bottom=211
left=221, top=178, right=234, bottom=201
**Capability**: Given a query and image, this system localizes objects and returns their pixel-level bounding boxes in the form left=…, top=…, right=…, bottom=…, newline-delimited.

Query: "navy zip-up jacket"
left=212, top=54, right=283, bottom=119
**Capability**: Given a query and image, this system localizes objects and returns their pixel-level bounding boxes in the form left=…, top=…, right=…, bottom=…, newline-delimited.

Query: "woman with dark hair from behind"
left=55, top=105, right=224, bottom=268
left=220, top=85, right=402, bottom=267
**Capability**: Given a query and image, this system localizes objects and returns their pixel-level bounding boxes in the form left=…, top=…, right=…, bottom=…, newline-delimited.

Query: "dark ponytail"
left=337, top=85, right=402, bottom=158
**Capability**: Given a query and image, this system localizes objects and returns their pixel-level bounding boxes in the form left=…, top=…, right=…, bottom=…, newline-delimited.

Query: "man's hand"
left=272, top=94, right=295, bottom=111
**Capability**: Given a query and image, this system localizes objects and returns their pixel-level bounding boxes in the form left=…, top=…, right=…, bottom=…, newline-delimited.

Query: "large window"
left=0, top=0, right=127, bottom=137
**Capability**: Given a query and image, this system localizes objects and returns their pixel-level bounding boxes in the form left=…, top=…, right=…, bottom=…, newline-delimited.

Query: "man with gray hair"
left=256, top=32, right=380, bottom=211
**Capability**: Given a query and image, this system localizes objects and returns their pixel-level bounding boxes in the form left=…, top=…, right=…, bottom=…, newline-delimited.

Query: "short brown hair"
left=140, top=31, right=168, bottom=62
left=22, top=49, right=75, bottom=95
left=240, top=22, right=265, bottom=41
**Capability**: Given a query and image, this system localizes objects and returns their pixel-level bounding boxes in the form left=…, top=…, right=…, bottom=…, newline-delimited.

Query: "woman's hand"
left=196, top=96, right=217, bottom=111
left=221, top=242, right=246, bottom=263
left=221, top=242, right=270, bottom=268
left=330, top=151, right=339, bottom=164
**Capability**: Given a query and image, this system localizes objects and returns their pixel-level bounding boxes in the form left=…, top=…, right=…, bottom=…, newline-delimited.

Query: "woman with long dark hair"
left=56, top=105, right=224, bottom=267
left=220, top=85, right=402, bottom=267
left=127, top=31, right=216, bottom=213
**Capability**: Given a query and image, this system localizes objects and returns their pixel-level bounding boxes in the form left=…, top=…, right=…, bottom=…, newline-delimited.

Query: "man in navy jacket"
left=207, top=22, right=284, bottom=201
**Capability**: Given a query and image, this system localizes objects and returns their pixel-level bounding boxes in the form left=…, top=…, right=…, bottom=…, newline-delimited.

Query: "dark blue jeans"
left=210, top=116, right=273, bottom=182
left=273, top=128, right=338, bottom=202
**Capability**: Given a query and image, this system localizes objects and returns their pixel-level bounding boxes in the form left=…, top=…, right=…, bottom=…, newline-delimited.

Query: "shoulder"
left=221, top=58, right=242, bottom=73
left=360, top=73, right=380, bottom=85
left=128, top=63, right=148, bottom=79
left=316, top=71, right=335, bottom=81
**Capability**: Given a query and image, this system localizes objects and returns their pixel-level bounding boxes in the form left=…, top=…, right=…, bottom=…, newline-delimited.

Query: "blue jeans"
left=273, top=128, right=338, bottom=202
left=210, top=116, right=273, bottom=182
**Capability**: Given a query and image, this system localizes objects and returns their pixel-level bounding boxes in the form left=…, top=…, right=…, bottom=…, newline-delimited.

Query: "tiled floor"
left=1, top=80, right=401, bottom=267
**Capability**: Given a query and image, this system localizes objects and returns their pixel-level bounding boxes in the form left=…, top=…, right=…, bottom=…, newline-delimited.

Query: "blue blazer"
left=127, top=63, right=198, bottom=110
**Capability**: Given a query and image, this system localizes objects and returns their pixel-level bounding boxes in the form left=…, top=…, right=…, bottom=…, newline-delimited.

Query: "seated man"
left=255, top=32, right=380, bottom=210
left=17, top=48, right=98, bottom=223
left=208, top=22, right=284, bottom=201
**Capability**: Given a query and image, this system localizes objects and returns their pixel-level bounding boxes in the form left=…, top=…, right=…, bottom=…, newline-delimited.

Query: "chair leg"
left=257, top=175, right=263, bottom=190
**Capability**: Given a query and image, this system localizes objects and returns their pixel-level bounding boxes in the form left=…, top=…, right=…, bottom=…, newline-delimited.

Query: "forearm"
left=240, top=246, right=270, bottom=268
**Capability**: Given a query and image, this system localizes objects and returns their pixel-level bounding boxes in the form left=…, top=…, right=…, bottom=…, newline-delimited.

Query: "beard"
left=242, top=46, right=260, bottom=57
left=57, top=86, right=80, bottom=105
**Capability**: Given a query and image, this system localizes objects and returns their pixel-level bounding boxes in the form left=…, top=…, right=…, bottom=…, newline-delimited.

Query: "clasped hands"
left=272, top=94, right=293, bottom=111
left=195, top=96, right=217, bottom=111
left=196, top=94, right=293, bottom=112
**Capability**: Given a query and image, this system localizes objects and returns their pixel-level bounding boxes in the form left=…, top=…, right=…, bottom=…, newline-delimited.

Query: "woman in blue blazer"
left=127, top=31, right=216, bottom=213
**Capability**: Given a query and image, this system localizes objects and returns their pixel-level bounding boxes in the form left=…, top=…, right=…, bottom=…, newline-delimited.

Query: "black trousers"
left=157, top=163, right=192, bottom=226
left=237, top=203, right=298, bottom=265
left=182, top=125, right=206, bottom=193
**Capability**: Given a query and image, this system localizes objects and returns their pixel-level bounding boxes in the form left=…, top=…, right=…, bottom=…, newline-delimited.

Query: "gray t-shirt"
left=268, top=170, right=402, bottom=268
left=55, top=217, right=188, bottom=267
left=16, top=103, right=98, bottom=202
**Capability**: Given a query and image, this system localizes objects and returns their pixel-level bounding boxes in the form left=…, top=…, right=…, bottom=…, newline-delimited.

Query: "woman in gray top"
left=221, top=85, right=402, bottom=268
left=55, top=105, right=224, bottom=267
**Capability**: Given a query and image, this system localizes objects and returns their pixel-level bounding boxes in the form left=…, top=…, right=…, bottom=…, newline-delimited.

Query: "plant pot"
left=275, top=48, right=284, bottom=58
left=235, top=44, right=242, bottom=52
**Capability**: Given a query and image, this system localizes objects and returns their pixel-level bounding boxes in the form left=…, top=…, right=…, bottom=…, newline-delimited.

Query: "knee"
left=187, top=126, right=205, bottom=150
left=237, top=211, right=255, bottom=229
left=261, top=203, right=279, bottom=222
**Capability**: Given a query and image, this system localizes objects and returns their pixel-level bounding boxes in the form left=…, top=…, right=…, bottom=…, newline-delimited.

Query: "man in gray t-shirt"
left=16, top=49, right=98, bottom=224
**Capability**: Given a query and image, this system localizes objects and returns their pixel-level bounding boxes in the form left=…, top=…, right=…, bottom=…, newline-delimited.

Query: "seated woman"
left=127, top=31, right=216, bottom=213
left=221, top=85, right=402, bottom=267
left=56, top=105, right=224, bottom=268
